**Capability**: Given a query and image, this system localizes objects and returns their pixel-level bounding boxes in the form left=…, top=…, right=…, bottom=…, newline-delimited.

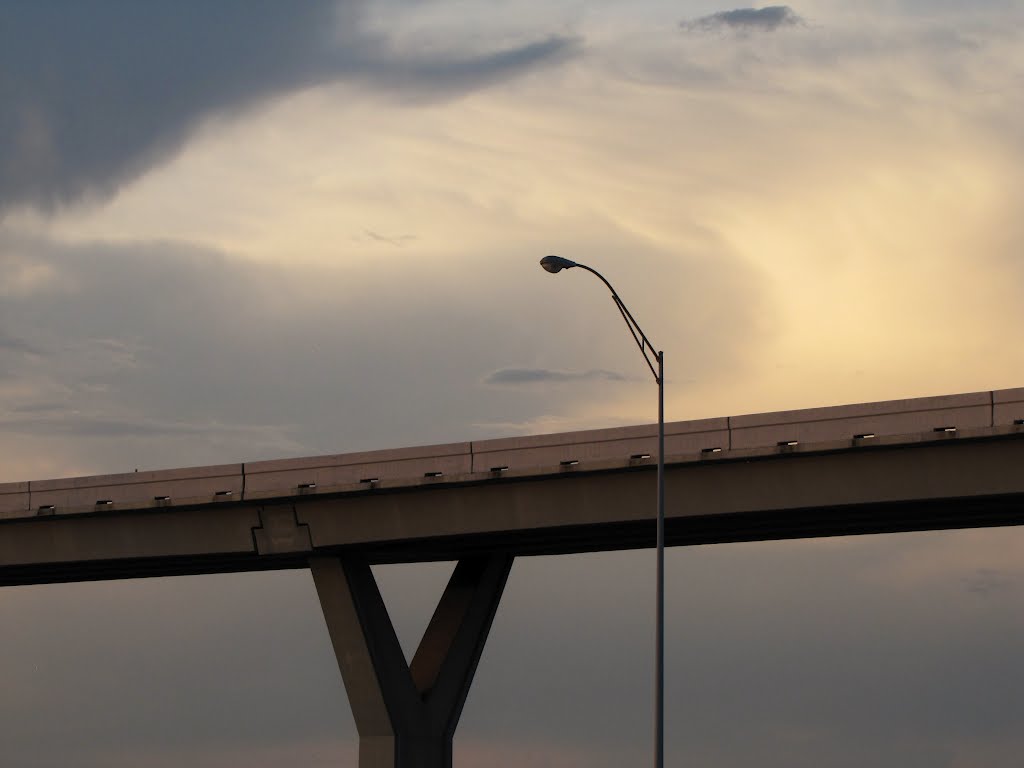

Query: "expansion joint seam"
left=249, top=504, right=313, bottom=555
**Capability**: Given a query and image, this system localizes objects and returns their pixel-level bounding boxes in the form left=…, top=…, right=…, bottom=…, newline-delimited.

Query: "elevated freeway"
left=3, top=387, right=1024, bottom=766
left=2, top=387, right=1023, bottom=582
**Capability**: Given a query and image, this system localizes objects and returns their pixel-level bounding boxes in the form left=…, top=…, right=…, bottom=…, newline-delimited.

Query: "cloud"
left=357, top=35, right=580, bottom=100
left=363, top=230, right=417, bottom=247
left=1, top=232, right=651, bottom=477
left=0, top=2, right=578, bottom=215
left=682, top=6, right=803, bottom=33
left=484, top=368, right=628, bottom=385
left=0, top=411, right=282, bottom=441
left=0, top=330, right=41, bottom=380
left=0, top=331, right=38, bottom=356
left=963, top=568, right=1016, bottom=597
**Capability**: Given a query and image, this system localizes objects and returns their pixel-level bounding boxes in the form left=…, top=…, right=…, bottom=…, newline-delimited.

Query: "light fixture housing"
left=540, top=255, right=578, bottom=273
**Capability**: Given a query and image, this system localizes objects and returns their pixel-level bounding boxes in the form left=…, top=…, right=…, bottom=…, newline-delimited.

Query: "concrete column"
left=310, top=553, right=513, bottom=768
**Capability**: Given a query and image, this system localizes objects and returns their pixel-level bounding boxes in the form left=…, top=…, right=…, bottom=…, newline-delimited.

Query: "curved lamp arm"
left=539, top=255, right=661, bottom=383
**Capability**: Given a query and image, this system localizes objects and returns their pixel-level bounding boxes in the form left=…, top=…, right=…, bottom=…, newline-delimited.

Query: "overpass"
left=3, top=388, right=1024, bottom=766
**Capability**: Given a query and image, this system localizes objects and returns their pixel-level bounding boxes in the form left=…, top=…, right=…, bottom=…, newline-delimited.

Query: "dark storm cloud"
left=682, top=6, right=803, bottom=33
left=0, top=1, right=577, bottom=214
left=485, top=367, right=627, bottom=385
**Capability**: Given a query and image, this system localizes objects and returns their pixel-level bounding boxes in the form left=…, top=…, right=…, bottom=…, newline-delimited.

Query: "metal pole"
left=655, top=350, right=665, bottom=768
left=537, top=256, right=666, bottom=766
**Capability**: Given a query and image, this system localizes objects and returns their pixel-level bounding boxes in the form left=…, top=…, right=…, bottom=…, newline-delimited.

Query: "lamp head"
left=540, top=255, right=578, bottom=273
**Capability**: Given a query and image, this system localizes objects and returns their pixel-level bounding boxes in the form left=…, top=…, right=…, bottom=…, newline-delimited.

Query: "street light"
left=538, top=254, right=666, bottom=768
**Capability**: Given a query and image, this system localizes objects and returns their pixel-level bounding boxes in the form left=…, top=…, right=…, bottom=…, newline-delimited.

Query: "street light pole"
left=538, top=255, right=666, bottom=768
left=655, top=348, right=664, bottom=768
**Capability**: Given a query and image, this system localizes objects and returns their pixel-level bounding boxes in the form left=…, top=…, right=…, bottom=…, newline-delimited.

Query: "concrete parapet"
left=472, top=417, right=728, bottom=472
left=993, top=387, right=1024, bottom=426
left=244, top=443, right=473, bottom=500
left=0, top=482, right=30, bottom=520
left=7, top=388, right=1024, bottom=518
left=730, top=391, right=992, bottom=450
left=29, top=464, right=243, bottom=516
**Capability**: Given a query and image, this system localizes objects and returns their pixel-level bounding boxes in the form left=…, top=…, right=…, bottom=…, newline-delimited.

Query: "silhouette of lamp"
left=538, top=254, right=666, bottom=768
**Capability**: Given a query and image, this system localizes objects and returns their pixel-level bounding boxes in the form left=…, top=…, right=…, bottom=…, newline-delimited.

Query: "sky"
left=0, top=1, right=1022, bottom=765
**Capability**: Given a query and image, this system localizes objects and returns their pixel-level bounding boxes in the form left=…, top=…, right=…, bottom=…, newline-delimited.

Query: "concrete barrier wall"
left=730, top=392, right=993, bottom=450
left=0, top=482, right=29, bottom=520
left=245, top=443, right=473, bottom=500
left=8, top=388, right=1022, bottom=520
left=472, top=418, right=728, bottom=473
left=994, top=388, right=1024, bottom=426
left=30, top=465, right=243, bottom=516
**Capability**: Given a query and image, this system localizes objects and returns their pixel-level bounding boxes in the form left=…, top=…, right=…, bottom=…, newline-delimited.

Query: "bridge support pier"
left=310, top=553, right=513, bottom=767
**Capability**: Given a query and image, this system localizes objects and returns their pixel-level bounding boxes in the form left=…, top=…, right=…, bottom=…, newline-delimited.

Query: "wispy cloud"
left=484, top=368, right=628, bottom=385
left=682, top=6, right=803, bottom=33
left=363, top=230, right=417, bottom=247
left=0, top=413, right=213, bottom=439
left=0, top=331, right=39, bottom=356
left=0, top=331, right=42, bottom=380
left=963, top=568, right=1015, bottom=597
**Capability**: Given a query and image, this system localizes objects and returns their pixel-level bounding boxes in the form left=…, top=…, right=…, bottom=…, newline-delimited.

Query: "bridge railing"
left=24, top=464, right=244, bottom=518
left=3, top=387, right=1023, bottom=520
left=0, top=482, right=29, bottom=520
left=471, top=417, right=728, bottom=473
left=729, top=391, right=994, bottom=449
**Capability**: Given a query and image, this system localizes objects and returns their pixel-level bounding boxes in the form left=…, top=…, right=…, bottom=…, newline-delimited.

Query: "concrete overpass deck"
left=1, top=387, right=1023, bottom=584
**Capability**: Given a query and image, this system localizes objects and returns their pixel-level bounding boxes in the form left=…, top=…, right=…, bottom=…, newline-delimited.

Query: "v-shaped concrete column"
left=310, top=553, right=514, bottom=768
